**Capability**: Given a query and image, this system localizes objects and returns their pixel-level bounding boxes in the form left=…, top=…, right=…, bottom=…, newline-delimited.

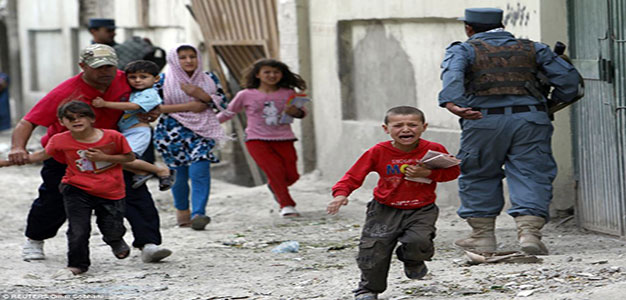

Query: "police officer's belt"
left=471, top=104, right=546, bottom=114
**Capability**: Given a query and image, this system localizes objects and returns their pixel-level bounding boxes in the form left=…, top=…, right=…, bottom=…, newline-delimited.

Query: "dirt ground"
left=1, top=131, right=626, bottom=300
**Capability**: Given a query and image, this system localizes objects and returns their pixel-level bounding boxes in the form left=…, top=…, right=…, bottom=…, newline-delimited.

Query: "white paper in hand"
left=404, top=150, right=460, bottom=183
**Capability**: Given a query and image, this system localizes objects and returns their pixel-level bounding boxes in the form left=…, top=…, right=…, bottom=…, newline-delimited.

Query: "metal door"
left=570, top=0, right=625, bottom=236
left=611, top=0, right=626, bottom=237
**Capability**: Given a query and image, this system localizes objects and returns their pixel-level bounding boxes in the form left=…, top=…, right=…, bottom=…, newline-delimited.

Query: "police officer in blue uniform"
left=439, top=8, right=581, bottom=255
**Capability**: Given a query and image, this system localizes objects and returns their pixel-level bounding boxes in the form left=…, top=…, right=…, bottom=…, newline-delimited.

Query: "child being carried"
left=92, top=60, right=175, bottom=191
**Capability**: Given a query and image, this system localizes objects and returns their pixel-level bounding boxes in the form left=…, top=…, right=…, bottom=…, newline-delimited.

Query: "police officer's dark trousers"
left=355, top=200, right=438, bottom=294
left=456, top=110, right=556, bottom=219
left=61, top=184, right=126, bottom=272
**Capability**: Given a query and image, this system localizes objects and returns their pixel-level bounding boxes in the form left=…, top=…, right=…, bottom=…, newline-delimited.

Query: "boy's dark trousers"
left=354, top=201, right=439, bottom=295
left=25, top=158, right=162, bottom=248
left=61, top=184, right=127, bottom=271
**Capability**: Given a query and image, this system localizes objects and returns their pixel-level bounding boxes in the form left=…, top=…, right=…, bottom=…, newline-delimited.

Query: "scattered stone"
left=51, top=268, right=76, bottom=280
left=517, top=290, right=535, bottom=297
left=23, top=273, right=41, bottom=280
left=608, top=266, right=621, bottom=273
left=327, top=244, right=348, bottom=251
left=518, top=284, right=534, bottom=290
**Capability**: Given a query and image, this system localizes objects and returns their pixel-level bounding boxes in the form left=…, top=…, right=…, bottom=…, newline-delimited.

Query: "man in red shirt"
left=8, top=44, right=171, bottom=263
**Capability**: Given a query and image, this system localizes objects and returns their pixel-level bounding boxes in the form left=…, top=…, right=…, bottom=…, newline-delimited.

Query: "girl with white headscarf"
left=154, top=44, right=227, bottom=231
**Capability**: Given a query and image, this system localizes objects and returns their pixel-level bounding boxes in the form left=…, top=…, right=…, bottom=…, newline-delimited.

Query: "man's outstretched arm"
left=8, top=119, right=36, bottom=165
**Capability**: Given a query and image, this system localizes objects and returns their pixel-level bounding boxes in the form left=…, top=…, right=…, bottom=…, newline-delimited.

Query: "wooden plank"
left=210, top=40, right=267, bottom=46
left=216, top=48, right=240, bottom=80
left=189, top=0, right=281, bottom=187
left=250, top=0, right=263, bottom=39
left=257, top=0, right=268, bottom=41
left=230, top=47, right=249, bottom=74
left=265, top=0, right=279, bottom=58
left=236, top=0, right=252, bottom=39
left=207, top=0, right=225, bottom=40
left=197, top=0, right=216, bottom=39
left=229, top=0, right=245, bottom=40
left=243, top=0, right=257, bottom=39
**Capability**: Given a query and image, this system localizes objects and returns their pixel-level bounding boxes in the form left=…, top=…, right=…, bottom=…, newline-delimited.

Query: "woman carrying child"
left=154, top=44, right=228, bottom=230
left=217, top=59, right=307, bottom=217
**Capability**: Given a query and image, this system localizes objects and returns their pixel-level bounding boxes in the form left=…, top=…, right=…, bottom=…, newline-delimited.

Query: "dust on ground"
left=0, top=131, right=625, bottom=300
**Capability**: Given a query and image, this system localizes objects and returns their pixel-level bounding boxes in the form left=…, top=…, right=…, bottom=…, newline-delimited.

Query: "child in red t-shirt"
left=327, top=106, right=460, bottom=299
left=1, top=100, right=135, bottom=275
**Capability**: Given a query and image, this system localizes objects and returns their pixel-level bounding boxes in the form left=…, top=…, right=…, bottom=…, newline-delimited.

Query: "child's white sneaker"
left=141, top=243, right=172, bottom=263
left=280, top=206, right=300, bottom=217
left=23, top=239, right=45, bottom=261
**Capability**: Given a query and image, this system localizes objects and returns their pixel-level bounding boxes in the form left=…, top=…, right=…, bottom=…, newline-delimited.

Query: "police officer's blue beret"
left=458, top=8, right=503, bottom=24
left=88, top=18, right=116, bottom=29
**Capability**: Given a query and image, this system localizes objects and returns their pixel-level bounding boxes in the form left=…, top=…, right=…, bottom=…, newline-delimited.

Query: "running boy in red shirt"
left=327, top=106, right=460, bottom=300
left=2, top=101, right=134, bottom=275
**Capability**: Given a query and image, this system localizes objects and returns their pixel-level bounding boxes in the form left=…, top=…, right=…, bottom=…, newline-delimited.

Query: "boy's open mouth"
left=399, top=134, right=414, bottom=140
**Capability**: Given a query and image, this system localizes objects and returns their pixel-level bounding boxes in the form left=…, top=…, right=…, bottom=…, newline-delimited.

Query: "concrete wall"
left=538, top=0, right=576, bottom=215
left=304, top=0, right=573, bottom=209
left=16, top=0, right=203, bottom=114
left=18, top=0, right=78, bottom=110
left=277, top=0, right=316, bottom=174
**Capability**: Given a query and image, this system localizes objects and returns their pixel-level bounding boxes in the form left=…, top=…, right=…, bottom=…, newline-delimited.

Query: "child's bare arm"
left=327, top=195, right=349, bottom=215
left=284, top=104, right=305, bottom=118
left=85, top=149, right=135, bottom=164
left=2, top=150, right=52, bottom=167
left=0, top=159, right=12, bottom=167
left=92, top=97, right=141, bottom=111
left=159, top=102, right=207, bottom=113
left=28, top=150, right=51, bottom=163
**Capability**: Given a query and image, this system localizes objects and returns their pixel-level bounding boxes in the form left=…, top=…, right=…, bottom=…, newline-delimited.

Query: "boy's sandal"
left=132, top=174, right=154, bottom=189
left=158, top=169, right=177, bottom=191
left=111, top=240, right=131, bottom=259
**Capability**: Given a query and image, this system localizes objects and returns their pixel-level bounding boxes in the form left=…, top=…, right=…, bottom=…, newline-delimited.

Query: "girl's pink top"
left=217, top=88, right=301, bottom=141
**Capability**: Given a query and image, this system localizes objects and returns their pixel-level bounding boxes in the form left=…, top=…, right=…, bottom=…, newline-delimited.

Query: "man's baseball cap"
left=88, top=18, right=116, bottom=29
left=79, top=44, right=118, bottom=68
left=458, top=8, right=503, bottom=24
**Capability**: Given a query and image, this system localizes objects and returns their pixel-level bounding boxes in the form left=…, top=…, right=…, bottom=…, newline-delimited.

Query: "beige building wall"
left=17, top=0, right=203, bottom=113
left=301, top=0, right=573, bottom=210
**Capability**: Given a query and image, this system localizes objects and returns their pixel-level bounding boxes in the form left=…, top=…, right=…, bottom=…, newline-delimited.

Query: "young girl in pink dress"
left=218, top=59, right=307, bottom=217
